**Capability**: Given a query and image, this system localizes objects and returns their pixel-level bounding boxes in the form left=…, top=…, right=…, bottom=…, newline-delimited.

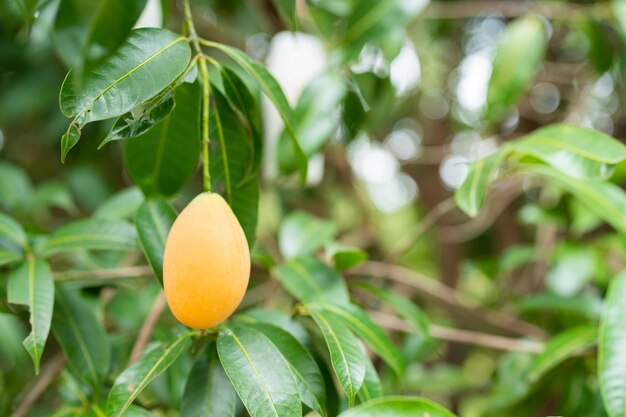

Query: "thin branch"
left=369, top=310, right=544, bottom=354
left=128, top=293, right=167, bottom=365
left=11, top=353, right=65, bottom=417
left=421, top=1, right=610, bottom=20
left=351, top=261, right=546, bottom=338
left=54, top=265, right=153, bottom=281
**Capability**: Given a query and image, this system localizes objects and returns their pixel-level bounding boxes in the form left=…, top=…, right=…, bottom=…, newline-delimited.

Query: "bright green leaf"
left=0, top=212, right=28, bottom=250
left=357, top=353, right=382, bottom=403
left=94, top=187, right=144, bottom=220
left=135, top=198, right=176, bottom=285
left=325, top=242, right=368, bottom=271
left=0, top=250, right=22, bottom=267
left=278, top=211, right=336, bottom=259
left=337, top=396, right=457, bottom=417
left=455, top=150, right=506, bottom=217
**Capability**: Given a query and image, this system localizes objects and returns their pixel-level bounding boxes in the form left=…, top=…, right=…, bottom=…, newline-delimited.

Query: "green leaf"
left=217, top=324, right=302, bottom=417
left=274, top=257, right=350, bottom=305
left=325, top=242, right=368, bottom=271
left=0, top=211, right=28, bottom=249
left=524, top=164, right=626, bottom=233
left=455, top=151, right=506, bottom=217
left=512, top=124, right=626, bottom=180
left=206, top=41, right=308, bottom=182
left=124, top=81, right=201, bottom=197
left=0, top=161, right=33, bottom=211
left=106, top=331, right=196, bottom=417
left=526, top=326, right=595, bottom=385
left=209, top=87, right=260, bottom=246
left=135, top=198, right=176, bottom=285
left=7, top=259, right=54, bottom=374
left=248, top=322, right=327, bottom=416
left=278, top=211, right=336, bottom=259
left=36, top=218, right=138, bottom=256
left=59, top=28, right=191, bottom=160
left=52, top=286, right=111, bottom=389
left=235, top=308, right=310, bottom=347
left=278, top=73, right=346, bottom=173
left=337, top=396, right=457, bottom=417
left=311, top=302, right=404, bottom=376
left=0, top=250, right=23, bottom=267
left=357, top=354, right=382, bottom=403
left=308, top=307, right=366, bottom=405
left=599, top=271, right=626, bottom=417
left=181, top=344, right=236, bottom=417
left=486, top=15, right=546, bottom=122
left=94, top=187, right=144, bottom=220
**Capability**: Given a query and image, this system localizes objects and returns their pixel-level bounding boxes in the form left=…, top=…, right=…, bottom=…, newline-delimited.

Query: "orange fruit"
left=163, top=193, right=250, bottom=328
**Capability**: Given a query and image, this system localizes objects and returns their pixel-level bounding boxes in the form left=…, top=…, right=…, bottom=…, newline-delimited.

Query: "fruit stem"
left=183, top=0, right=212, bottom=193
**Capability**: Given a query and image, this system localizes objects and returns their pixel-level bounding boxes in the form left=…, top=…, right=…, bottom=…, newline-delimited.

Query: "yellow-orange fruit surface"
left=163, top=193, right=250, bottom=328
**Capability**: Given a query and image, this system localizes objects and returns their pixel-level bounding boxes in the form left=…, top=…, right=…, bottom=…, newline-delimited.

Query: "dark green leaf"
left=599, top=271, right=626, bottom=417
left=235, top=308, right=310, bottom=347
left=271, top=0, right=297, bottom=30
left=278, top=211, right=336, bottom=259
left=135, top=198, right=176, bottom=284
left=249, top=322, right=327, bottom=416
left=106, top=331, right=195, bottom=417
left=455, top=151, right=506, bottom=217
left=181, top=344, right=236, bottom=417
left=94, top=187, right=144, bottom=220
left=338, top=396, right=457, bottom=417
left=7, top=259, right=54, bottom=374
left=274, top=257, right=350, bottom=305
left=357, top=354, right=382, bottom=403
left=308, top=307, right=366, bottom=405
left=36, top=218, right=138, bottom=256
left=217, top=324, right=302, bottom=417
left=124, top=81, right=201, bottom=197
left=209, top=87, right=260, bottom=246
left=52, top=286, right=111, bottom=388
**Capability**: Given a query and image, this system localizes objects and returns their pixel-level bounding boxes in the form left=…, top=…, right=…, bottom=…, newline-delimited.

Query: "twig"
left=421, top=1, right=610, bottom=20
left=368, top=310, right=544, bottom=354
left=128, top=293, right=167, bottom=365
left=54, top=265, right=153, bottom=281
left=351, top=261, right=546, bottom=338
left=11, top=353, right=66, bottom=417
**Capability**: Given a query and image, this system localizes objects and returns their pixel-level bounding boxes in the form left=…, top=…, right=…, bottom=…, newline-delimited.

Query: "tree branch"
left=128, top=293, right=167, bottom=365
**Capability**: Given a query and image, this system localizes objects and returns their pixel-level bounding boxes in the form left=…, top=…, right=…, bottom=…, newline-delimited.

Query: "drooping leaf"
left=106, top=331, right=195, bottom=417
left=274, top=256, right=350, bottom=305
left=7, top=259, right=54, bottom=374
left=599, top=271, right=626, bottom=417
left=248, top=322, right=327, bottom=416
left=217, top=324, right=302, bottom=417
left=308, top=307, right=366, bottom=405
left=209, top=87, right=260, bottom=246
left=94, top=187, right=144, bottom=220
left=455, top=150, right=506, bottom=217
left=310, top=302, right=404, bottom=376
left=337, top=396, right=457, bottom=417
left=512, top=124, right=626, bottom=180
left=486, top=15, right=547, bottom=122
left=36, top=218, right=138, bottom=256
left=205, top=41, right=308, bottom=181
left=278, top=211, right=336, bottom=259
left=526, top=326, right=596, bottom=384
left=52, top=286, right=111, bottom=389
left=59, top=28, right=191, bottom=160
left=135, top=198, right=176, bottom=285
left=181, top=344, right=237, bottom=417
left=0, top=212, right=28, bottom=250
left=357, top=353, right=382, bottom=403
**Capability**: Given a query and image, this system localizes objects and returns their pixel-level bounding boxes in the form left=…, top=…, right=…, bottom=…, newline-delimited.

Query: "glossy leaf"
left=52, top=286, right=111, bottom=388
left=249, top=322, right=327, bottom=416
left=357, top=353, right=382, bottom=403
left=235, top=308, right=310, bottom=347
left=274, top=256, right=350, bottom=305
left=94, top=187, right=144, bottom=220
left=181, top=344, right=236, bottom=417
left=135, top=198, right=176, bottom=284
left=455, top=151, right=506, bottom=217
left=512, top=124, right=626, bottom=180
left=338, top=396, right=457, bottom=417
left=59, top=28, right=191, bottom=160
left=311, top=302, right=404, bottom=376
left=7, top=259, right=54, bottom=374
left=209, top=87, right=260, bottom=246
left=325, top=242, right=368, bottom=271
left=526, top=326, right=596, bottom=384
left=308, top=307, right=366, bottom=405
left=0, top=211, right=28, bottom=249
left=217, top=325, right=302, bottom=417
left=278, top=211, right=336, bottom=259
left=124, top=81, right=201, bottom=197
left=599, top=271, right=626, bottom=417
left=486, top=15, right=546, bottom=122
left=206, top=41, right=308, bottom=181
left=36, top=218, right=138, bottom=256
left=106, top=331, right=195, bottom=417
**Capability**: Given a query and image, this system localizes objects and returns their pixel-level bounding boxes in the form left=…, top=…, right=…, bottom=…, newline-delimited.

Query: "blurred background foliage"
left=3, top=0, right=626, bottom=416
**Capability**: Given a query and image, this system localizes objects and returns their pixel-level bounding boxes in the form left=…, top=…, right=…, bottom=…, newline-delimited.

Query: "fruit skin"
left=163, top=193, right=250, bottom=328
